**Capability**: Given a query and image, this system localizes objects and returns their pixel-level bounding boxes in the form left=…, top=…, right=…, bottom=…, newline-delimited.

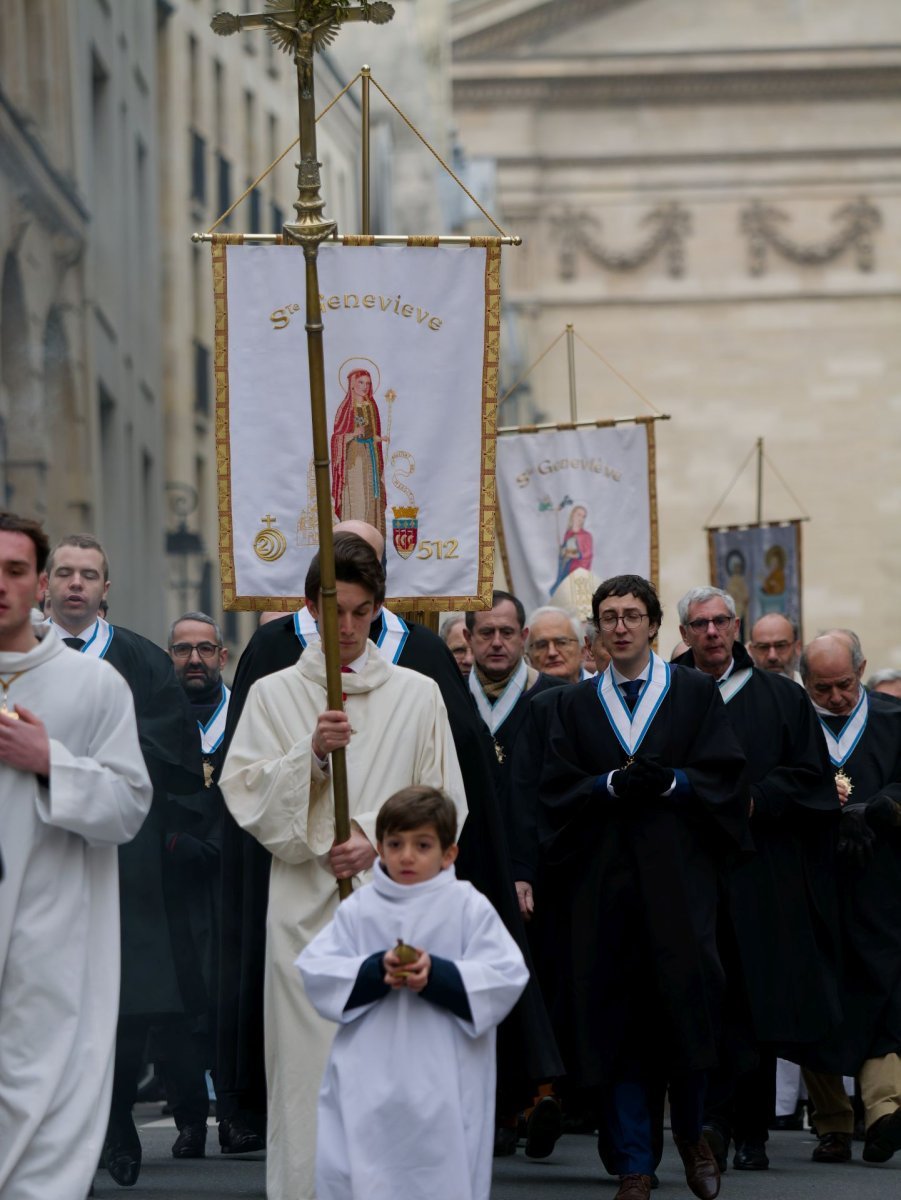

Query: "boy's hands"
left=382, top=947, right=431, bottom=993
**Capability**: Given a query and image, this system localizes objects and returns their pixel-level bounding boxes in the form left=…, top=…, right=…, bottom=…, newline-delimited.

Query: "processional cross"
left=212, top=0, right=395, bottom=898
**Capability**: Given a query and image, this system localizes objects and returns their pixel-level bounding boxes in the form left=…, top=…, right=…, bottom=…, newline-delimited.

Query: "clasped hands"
left=838, top=796, right=901, bottom=866
left=382, top=946, right=431, bottom=993
left=610, top=755, right=674, bottom=801
left=0, top=706, right=50, bottom=778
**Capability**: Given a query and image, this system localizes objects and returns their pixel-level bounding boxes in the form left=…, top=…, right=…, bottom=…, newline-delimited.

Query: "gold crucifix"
left=212, top=2, right=394, bottom=243
left=211, top=0, right=394, bottom=900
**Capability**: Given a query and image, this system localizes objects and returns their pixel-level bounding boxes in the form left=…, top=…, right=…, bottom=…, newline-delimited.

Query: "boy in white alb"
left=297, top=786, right=528, bottom=1200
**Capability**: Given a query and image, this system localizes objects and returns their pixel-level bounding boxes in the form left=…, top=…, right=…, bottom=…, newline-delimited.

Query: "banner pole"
left=212, top=3, right=396, bottom=902
left=361, top=65, right=371, bottom=235
left=565, top=322, right=578, bottom=423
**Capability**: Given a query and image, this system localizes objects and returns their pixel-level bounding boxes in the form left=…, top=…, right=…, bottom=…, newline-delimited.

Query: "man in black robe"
left=45, top=535, right=204, bottom=1188
left=799, top=633, right=901, bottom=1166
left=463, top=590, right=567, bottom=1157
left=675, top=587, right=840, bottom=1172
left=148, top=611, right=229, bottom=1160
left=215, top=532, right=560, bottom=1156
left=531, top=574, right=749, bottom=1200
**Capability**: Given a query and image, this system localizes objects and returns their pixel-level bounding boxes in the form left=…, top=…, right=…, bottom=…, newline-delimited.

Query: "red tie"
left=341, top=664, right=353, bottom=702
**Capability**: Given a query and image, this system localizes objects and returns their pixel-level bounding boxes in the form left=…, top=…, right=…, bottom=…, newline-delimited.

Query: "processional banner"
left=495, top=420, right=658, bottom=621
left=213, top=236, right=500, bottom=610
left=707, top=520, right=803, bottom=642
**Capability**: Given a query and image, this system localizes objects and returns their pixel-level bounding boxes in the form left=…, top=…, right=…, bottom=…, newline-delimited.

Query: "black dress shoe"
left=493, top=1125, right=518, bottom=1157
left=104, top=1117, right=141, bottom=1187
left=105, top=1146, right=140, bottom=1187
left=733, top=1141, right=769, bottom=1170
left=524, top=1095, right=563, bottom=1159
left=172, top=1122, right=208, bottom=1158
left=218, top=1116, right=265, bottom=1154
left=862, top=1109, right=901, bottom=1163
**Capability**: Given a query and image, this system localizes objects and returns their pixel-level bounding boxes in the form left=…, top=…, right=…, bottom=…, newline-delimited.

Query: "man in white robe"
left=0, top=513, right=152, bottom=1200
left=220, top=534, right=466, bottom=1200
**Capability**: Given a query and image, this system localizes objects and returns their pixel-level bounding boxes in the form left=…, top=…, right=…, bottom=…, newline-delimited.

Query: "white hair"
left=677, top=587, right=736, bottom=625
left=526, top=605, right=582, bottom=643
left=439, top=614, right=466, bottom=644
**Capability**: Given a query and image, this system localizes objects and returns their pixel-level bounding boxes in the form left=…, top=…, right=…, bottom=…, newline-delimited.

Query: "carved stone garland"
left=740, top=197, right=882, bottom=276
left=556, top=202, right=692, bottom=280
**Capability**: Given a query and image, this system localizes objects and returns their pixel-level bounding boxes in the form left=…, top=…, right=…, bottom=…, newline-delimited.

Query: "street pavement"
left=88, top=1109, right=898, bottom=1199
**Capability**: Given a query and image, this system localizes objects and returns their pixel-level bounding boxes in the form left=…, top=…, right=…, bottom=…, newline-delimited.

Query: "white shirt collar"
left=345, top=646, right=370, bottom=674
left=610, top=657, right=650, bottom=687
left=716, top=657, right=735, bottom=683
left=49, top=618, right=98, bottom=641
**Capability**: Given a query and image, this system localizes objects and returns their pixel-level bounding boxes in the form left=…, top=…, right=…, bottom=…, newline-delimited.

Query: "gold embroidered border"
left=214, top=235, right=502, bottom=611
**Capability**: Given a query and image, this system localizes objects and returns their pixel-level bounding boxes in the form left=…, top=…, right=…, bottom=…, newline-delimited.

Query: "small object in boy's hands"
left=394, top=939, right=418, bottom=964
left=393, top=938, right=418, bottom=979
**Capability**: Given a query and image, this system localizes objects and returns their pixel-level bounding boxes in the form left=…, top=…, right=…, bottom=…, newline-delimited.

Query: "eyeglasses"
left=472, top=625, right=520, bottom=642
left=685, top=615, right=733, bottom=633
left=170, top=641, right=222, bottom=659
left=598, top=610, right=649, bottom=630
left=751, top=640, right=792, bottom=652
left=530, top=636, right=579, bottom=653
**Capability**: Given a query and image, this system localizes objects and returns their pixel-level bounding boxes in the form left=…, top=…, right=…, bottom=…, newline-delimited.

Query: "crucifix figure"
left=212, top=1, right=394, bottom=237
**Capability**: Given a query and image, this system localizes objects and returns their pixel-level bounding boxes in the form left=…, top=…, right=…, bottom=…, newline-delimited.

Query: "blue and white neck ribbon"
left=818, top=688, right=868, bottom=767
left=469, top=658, right=529, bottom=735
left=50, top=616, right=114, bottom=660
left=199, top=684, right=230, bottom=755
left=718, top=667, right=753, bottom=704
left=597, top=651, right=671, bottom=758
left=293, top=606, right=408, bottom=665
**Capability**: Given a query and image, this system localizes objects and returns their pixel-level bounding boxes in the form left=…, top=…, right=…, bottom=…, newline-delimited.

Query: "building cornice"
left=452, top=62, right=901, bottom=107
left=451, top=0, right=637, bottom=61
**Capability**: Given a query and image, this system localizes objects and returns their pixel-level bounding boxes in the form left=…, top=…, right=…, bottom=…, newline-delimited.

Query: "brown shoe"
left=674, top=1134, right=721, bottom=1200
left=811, top=1131, right=853, bottom=1163
left=615, top=1174, right=653, bottom=1200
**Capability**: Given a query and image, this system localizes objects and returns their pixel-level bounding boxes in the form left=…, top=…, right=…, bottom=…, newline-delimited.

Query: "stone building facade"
left=0, top=0, right=443, bottom=648
left=451, top=0, right=901, bottom=665
left=0, top=0, right=165, bottom=633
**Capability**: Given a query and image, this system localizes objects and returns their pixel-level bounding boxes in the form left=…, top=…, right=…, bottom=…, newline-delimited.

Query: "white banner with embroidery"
left=214, top=239, right=499, bottom=609
left=496, top=422, right=654, bottom=620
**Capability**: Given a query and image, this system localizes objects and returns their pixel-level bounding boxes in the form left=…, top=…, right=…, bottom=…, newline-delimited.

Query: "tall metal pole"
left=361, top=65, right=371, bottom=235
left=565, top=322, right=578, bottom=423
left=212, top=3, right=395, bottom=901
left=756, top=436, right=764, bottom=524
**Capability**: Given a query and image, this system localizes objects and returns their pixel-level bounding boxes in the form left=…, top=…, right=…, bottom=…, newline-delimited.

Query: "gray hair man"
left=799, top=632, right=901, bottom=1166
left=439, top=613, right=473, bottom=678
left=526, top=606, right=586, bottom=684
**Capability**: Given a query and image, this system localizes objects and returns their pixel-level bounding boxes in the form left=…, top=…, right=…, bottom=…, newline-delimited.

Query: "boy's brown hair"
left=304, top=532, right=386, bottom=609
left=0, top=512, right=50, bottom=573
left=375, top=786, right=457, bottom=851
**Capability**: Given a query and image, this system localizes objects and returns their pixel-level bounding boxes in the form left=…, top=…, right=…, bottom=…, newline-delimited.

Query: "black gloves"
left=610, top=756, right=674, bottom=801
left=837, top=804, right=876, bottom=866
left=866, top=794, right=901, bottom=832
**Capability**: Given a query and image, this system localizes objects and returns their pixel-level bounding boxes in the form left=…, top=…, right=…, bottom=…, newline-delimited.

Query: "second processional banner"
left=213, top=237, right=500, bottom=609
left=496, top=421, right=657, bottom=620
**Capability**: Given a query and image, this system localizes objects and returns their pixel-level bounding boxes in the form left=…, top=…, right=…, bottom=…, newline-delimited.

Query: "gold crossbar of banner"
left=194, top=232, right=520, bottom=245
left=498, top=413, right=670, bottom=435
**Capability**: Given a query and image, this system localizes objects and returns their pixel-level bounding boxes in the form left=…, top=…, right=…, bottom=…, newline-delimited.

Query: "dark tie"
left=621, top=679, right=642, bottom=711
left=63, top=637, right=86, bottom=650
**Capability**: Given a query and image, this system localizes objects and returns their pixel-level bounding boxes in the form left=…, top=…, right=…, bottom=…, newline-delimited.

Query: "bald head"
left=748, top=613, right=800, bottom=677
left=801, top=634, right=866, bottom=716
left=334, top=520, right=385, bottom=561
